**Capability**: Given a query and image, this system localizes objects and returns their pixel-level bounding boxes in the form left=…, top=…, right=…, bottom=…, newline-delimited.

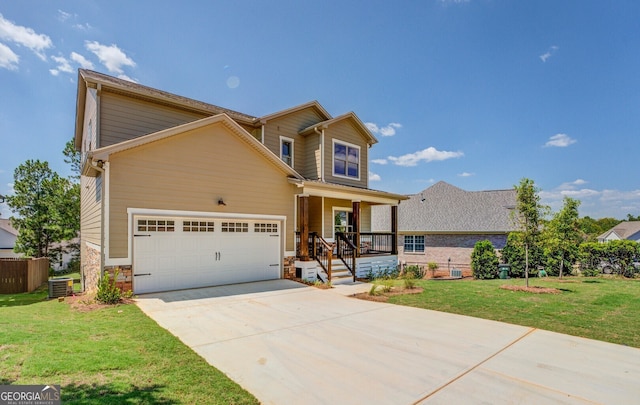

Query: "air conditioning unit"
left=49, top=278, right=73, bottom=298
left=450, top=268, right=462, bottom=279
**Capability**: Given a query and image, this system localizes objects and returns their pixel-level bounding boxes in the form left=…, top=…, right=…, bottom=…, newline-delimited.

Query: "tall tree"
left=62, top=138, right=81, bottom=181
left=542, top=197, right=582, bottom=279
left=6, top=160, right=77, bottom=258
left=512, top=178, right=547, bottom=287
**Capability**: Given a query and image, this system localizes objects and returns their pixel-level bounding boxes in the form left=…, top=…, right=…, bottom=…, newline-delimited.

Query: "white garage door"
left=133, top=216, right=281, bottom=294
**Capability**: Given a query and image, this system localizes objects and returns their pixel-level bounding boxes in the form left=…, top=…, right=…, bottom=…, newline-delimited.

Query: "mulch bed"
left=58, top=293, right=134, bottom=312
left=500, top=285, right=562, bottom=294
left=351, top=286, right=424, bottom=302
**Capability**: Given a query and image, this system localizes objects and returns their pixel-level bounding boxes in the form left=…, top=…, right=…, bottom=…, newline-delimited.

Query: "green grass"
left=390, top=276, right=640, bottom=348
left=0, top=288, right=258, bottom=404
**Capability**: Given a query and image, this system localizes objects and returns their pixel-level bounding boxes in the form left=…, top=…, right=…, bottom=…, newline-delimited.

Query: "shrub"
left=403, top=272, right=416, bottom=289
left=471, top=240, right=499, bottom=279
left=96, top=269, right=122, bottom=304
left=581, top=268, right=600, bottom=277
left=404, top=264, right=425, bottom=279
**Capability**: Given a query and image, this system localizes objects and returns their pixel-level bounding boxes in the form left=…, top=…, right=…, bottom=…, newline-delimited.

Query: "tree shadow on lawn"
left=61, top=382, right=177, bottom=405
left=0, top=290, right=48, bottom=307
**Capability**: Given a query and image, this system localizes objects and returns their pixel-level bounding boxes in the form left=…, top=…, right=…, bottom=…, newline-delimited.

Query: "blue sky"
left=1, top=0, right=639, bottom=220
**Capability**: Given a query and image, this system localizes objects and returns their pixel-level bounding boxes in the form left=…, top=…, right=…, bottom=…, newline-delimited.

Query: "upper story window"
left=333, top=141, right=360, bottom=179
left=280, top=136, right=294, bottom=167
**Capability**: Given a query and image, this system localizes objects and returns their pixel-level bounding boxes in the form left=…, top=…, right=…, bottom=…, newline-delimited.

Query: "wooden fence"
left=0, top=258, right=50, bottom=294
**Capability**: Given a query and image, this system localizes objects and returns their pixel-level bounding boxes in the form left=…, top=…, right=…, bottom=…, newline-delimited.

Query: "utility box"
left=48, top=278, right=73, bottom=298
left=498, top=264, right=511, bottom=280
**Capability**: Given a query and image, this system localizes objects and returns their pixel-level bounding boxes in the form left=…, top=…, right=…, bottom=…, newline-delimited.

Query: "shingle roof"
left=373, top=181, right=517, bottom=233
left=597, top=221, right=640, bottom=241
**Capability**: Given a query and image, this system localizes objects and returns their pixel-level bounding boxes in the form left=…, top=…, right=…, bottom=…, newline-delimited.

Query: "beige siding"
left=80, top=174, right=102, bottom=246
left=100, top=92, right=207, bottom=147
left=324, top=121, right=369, bottom=188
left=107, top=122, right=297, bottom=258
left=262, top=108, right=325, bottom=175
left=81, top=89, right=98, bottom=156
left=302, top=132, right=321, bottom=180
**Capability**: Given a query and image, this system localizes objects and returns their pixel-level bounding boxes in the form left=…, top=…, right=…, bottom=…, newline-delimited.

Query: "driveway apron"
left=135, top=280, right=640, bottom=404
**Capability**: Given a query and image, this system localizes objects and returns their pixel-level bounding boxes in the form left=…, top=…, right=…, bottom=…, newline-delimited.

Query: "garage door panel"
left=134, top=217, right=282, bottom=294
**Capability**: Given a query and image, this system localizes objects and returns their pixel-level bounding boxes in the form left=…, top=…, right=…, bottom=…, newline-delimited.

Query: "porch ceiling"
left=289, top=179, right=407, bottom=205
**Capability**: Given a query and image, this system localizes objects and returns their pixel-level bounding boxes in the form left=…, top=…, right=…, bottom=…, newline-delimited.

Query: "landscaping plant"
left=471, top=240, right=498, bottom=279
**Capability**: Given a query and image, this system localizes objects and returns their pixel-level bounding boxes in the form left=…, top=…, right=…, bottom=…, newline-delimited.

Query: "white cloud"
left=0, top=13, right=52, bottom=61
left=540, top=180, right=640, bottom=219
left=544, top=133, right=576, bottom=147
left=540, top=45, right=559, bottom=62
left=117, top=74, right=137, bottom=83
left=365, top=122, right=402, bottom=137
left=369, top=172, right=381, bottom=181
left=50, top=55, right=73, bottom=76
left=57, top=10, right=73, bottom=22
left=387, top=147, right=463, bottom=167
left=371, top=158, right=388, bottom=165
left=0, top=42, right=19, bottom=70
left=458, top=172, right=474, bottom=177
left=71, top=52, right=94, bottom=69
left=85, top=41, right=136, bottom=74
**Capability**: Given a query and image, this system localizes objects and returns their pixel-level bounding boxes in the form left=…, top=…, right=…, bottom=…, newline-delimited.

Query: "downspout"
left=91, top=160, right=106, bottom=282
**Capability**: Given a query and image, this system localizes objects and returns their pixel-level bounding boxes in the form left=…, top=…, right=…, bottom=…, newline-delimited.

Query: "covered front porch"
left=290, top=179, right=406, bottom=283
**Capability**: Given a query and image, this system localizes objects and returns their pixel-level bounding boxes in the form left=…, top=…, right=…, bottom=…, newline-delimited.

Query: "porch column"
left=391, top=205, right=398, bottom=255
left=298, top=195, right=309, bottom=260
left=352, top=200, right=361, bottom=257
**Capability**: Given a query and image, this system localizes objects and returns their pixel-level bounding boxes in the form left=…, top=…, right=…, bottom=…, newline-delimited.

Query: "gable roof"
left=299, top=112, right=378, bottom=146
left=258, top=100, right=332, bottom=123
left=87, top=113, right=304, bottom=180
left=391, top=181, right=517, bottom=233
left=597, top=221, right=640, bottom=241
left=0, top=218, right=18, bottom=236
left=75, top=69, right=258, bottom=150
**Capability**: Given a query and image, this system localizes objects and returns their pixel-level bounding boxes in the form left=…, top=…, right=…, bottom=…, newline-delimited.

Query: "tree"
left=542, top=197, right=582, bottom=279
left=471, top=240, right=498, bottom=279
left=501, top=232, right=545, bottom=277
left=6, top=160, right=78, bottom=258
left=62, top=138, right=81, bottom=181
left=512, top=178, right=547, bottom=287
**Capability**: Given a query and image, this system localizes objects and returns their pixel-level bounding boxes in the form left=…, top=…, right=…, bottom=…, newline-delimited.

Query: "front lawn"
left=388, top=277, right=640, bottom=348
left=0, top=288, right=258, bottom=404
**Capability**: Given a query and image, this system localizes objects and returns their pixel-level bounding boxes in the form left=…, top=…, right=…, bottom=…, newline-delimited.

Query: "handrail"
left=336, top=232, right=356, bottom=281
left=343, top=232, right=395, bottom=255
left=313, top=234, right=334, bottom=281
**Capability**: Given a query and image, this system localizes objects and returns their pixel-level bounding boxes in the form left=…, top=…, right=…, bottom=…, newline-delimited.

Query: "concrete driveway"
left=136, top=280, right=640, bottom=404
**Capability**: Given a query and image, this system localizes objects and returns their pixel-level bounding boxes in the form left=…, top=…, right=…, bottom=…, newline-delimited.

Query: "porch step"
left=318, top=259, right=355, bottom=285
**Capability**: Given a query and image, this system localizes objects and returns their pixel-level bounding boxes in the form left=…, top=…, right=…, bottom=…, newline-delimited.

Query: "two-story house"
left=75, top=70, right=406, bottom=294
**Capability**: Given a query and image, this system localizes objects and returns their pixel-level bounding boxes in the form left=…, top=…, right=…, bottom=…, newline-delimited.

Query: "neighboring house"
left=0, top=218, right=21, bottom=259
left=373, top=181, right=516, bottom=275
left=597, top=221, right=640, bottom=243
left=74, top=69, right=406, bottom=294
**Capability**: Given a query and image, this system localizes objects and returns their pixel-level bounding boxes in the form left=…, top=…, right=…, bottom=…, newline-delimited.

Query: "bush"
left=404, top=264, right=425, bottom=279
left=403, top=272, right=416, bottom=289
left=471, top=240, right=499, bottom=279
left=581, top=268, right=600, bottom=277
left=96, top=270, right=122, bottom=304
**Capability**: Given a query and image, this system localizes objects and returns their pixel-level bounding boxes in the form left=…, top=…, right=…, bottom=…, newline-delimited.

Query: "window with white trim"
left=137, top=219, right=175, bottom=232
left=333, top=141, right=360, bottom=179
left=222, top=222, right=248, bottom=232
left=280, top=137, right=294, bottom=167
left=404, top=235, right=425, bottom=253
